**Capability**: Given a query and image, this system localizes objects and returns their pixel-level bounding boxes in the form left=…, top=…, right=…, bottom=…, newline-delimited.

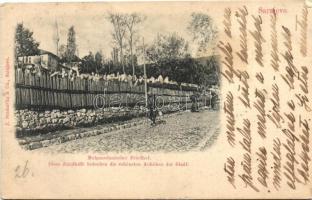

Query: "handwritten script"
left=220, top=4, right=311, bottom=192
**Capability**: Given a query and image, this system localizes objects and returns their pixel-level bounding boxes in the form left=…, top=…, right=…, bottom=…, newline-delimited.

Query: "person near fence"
left=211, top=91, right=218, bottom=110
left=190, top=94, right=199, bottom=112
left=147, top=94, right=157, bottom=125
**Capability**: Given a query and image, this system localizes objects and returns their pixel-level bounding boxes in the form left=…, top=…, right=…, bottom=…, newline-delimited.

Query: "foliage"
left=146, top=33, right=189, bottom=64
left=95, top=51, right=104, bottom=73
left=65, top=26, right=77, bottom=62
left=143, top=32, right=219, bottom=86
left=80, top=52, right=93, bottom=73
left=15, top=23, right=40, bottom=57
left=187, top=12, right=217, bottom=56
left=58, top=27, right=78, bottom=63
left=204, top=56, right=219, bottom=85
left=107, top=13, right=128, bottom=72
left=142, top=56, right=219, bottom=86
left=14, top=13, right=219, bottom=87
left=58, top=44, right=67, bottom=59
left=124, top=13, right=146, bottom=76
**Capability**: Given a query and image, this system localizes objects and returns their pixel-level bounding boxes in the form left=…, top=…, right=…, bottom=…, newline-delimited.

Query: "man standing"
left=190, top=94, right=199, bottom=112
left=147, top=94, right=157, bottom=125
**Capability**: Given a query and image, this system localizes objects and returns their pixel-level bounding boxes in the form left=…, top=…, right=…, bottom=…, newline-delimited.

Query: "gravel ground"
left=36, top=110, right=220, bottom=153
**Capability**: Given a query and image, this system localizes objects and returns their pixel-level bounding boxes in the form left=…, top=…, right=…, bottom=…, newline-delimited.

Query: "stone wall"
left=15, top=103, right=198, bottom=137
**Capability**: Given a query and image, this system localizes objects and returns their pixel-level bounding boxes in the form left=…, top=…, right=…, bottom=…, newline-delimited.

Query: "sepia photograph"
left=14, top=7, right=221, bottom=153
left=1, top=1, right=312, bottom=199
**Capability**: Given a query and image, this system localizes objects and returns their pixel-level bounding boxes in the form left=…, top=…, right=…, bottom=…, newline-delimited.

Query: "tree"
left=107, top=13, right=128, bottom=73
left=125, top=13, right=146, bottom=76
left=66, top=26, right=77, bottom=62
left=94, top=51, right=104, bottom=73
left=80, top=51, right=111, bottom=75
left=187, top=13, right=217, bottom=56
left=168, top=56, right=219, bottom=85
left=15, top=23, right=40, bottom=58
left=146, top=33, right=189, bottom=64
left=205, top=56, right=219, bottom=85
left=145, top=33, right=193, bottom=84
left=80, top=51, right=95, bottom=74
left=144, top=32, right=219, bottom=86
left=58, top=44, right=67, bottom=60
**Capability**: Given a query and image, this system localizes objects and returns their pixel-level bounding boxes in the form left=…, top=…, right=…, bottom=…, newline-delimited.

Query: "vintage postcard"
left=0, top=0, right=311, bottom=199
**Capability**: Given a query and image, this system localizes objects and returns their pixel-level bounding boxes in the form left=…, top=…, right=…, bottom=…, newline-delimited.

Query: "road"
left=36, top=110, right=220, bottom=153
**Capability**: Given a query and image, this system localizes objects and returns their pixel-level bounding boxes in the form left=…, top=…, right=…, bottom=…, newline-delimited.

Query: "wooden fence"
left=15, top=69, right=198, bottom=110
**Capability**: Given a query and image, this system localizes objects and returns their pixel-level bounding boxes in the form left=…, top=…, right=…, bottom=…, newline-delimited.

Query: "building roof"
left=38, top=49, right=60, bottom=60
left=18, top=49, right=82, bottom=63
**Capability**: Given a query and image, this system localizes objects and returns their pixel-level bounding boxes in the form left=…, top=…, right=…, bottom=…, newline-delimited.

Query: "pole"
left=209, top=90, right=212, bottom=109
left=143, top=37, right=148, bottom=107
left=54, top=20, right=60, bottom=57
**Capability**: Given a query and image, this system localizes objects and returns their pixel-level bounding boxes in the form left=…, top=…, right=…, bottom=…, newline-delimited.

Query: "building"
left=17, top=49, right=60, bottom=71
left=17, top=49, right=82, bottom=74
